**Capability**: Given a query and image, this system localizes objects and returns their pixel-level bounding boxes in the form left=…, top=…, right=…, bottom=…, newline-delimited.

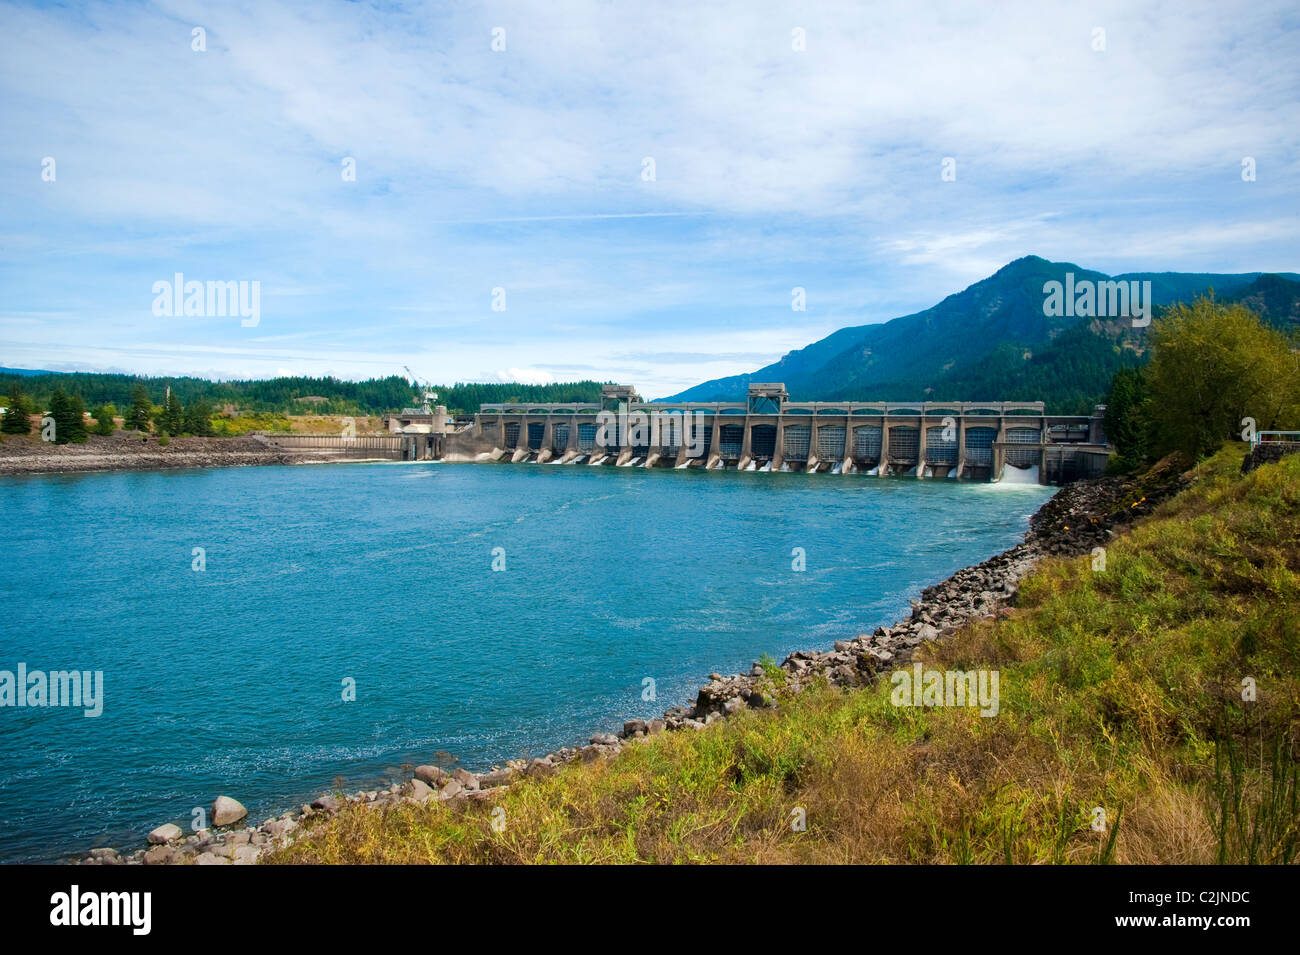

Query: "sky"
left=1, top=0, right=1297, bottom=399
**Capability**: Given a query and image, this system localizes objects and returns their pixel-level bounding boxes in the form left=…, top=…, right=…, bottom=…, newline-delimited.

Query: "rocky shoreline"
left=0, top=433, right=370, bottom=476
left=72, top=461, right=1188, bottom=866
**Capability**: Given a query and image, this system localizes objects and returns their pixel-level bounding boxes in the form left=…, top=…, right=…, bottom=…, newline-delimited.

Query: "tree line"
left=2, top=381, right=215, bottom=443
left=0, top=372, right=417, bottom=416
left=0, top=372, right=610, bottom=418
left=0, top=376, right=615, bottom=442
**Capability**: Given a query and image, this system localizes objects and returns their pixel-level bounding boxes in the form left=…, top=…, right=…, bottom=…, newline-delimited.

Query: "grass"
left=210, top=412, right=383, bottom=437
left=267, top=445, right=1300, bottom=864
left=210, top=412, right=295, bottom=436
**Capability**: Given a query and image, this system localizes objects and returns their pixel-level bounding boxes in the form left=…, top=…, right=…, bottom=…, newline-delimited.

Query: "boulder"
left=264, top=818, right=297, bottom=838
left=311, top=794, right=342, bottom=812
left=147, top=823, right=183, bottom=845
left=408, top=778, right=434, bottom=801
left=232, top=845, right=261, bottom=865
left=415, top=765, right=448, bottom=787
left=451, top=768, right=480, bottom=791
left=745, top=689, right=776, bottom=708
left=143, top=846, right=175, bottom=865
left=478, top=768, right=513, bottom=789
left=211, top=795, right=248, bottom=827
left=439, top=779, right=464, bottom=799
left=829, top=664, right=859, bottom=685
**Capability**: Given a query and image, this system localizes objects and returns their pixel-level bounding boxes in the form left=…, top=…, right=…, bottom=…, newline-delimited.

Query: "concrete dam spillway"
left=383, top=383, right=1112, bottom=485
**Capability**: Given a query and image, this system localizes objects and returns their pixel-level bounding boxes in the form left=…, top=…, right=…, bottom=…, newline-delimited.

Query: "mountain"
left=1222, top=272, right=1300, bottom=329
left=661, top=257, right=1300, bottom=414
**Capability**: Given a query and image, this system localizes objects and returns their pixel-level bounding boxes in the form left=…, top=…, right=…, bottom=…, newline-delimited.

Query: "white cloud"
left=493, top=367, right=556, bottom=386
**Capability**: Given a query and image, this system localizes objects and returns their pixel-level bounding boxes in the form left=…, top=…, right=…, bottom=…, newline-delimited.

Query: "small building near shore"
left=383, top=406, right=449, bottom=435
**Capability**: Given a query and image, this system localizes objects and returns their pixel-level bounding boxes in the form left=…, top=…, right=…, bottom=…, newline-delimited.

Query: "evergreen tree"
left=2, top=383, right=31, bottom=434
left=161, top=391, right=184, bottom=435
left=182, top=398, right=214, bottom=436
left=48, top=388, right=72, bottom=444
left=93, top=404, right=117, bottom=436
left=126, top=384, right=152, bottom=432
left=1103, top=367, right=1155, bottom=472
left=66, top=393, right=88, bottom=443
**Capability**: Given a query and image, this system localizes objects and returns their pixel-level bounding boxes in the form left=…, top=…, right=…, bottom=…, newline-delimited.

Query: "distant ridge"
left=659, top=257, right=1300, bottom=414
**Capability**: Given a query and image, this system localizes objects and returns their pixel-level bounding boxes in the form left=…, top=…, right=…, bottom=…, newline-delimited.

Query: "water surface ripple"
left=0, top=461, right=1053, bottom=862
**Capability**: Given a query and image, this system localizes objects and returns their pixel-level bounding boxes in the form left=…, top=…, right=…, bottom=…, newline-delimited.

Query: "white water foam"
left=996, top=463, right=1040, bottom=485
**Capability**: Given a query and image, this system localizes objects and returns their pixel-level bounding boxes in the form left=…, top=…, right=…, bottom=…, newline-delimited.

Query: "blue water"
left=0, top=461, right=1052, bottom=862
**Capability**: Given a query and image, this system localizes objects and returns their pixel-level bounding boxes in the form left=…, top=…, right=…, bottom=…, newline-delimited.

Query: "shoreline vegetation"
left=73, top=444, right=1276, bottom=866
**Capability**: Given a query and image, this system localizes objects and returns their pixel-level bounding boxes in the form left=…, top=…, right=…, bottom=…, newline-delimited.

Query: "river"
left=0, top=461, right=1053, bottom=862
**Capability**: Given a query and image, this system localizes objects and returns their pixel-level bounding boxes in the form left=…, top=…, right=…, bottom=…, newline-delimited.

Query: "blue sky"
left=1, top=0, right=1297, bottom=399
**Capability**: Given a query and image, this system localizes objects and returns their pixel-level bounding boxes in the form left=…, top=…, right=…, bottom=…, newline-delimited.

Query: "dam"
left=415, top=383, right=1111, bottom=484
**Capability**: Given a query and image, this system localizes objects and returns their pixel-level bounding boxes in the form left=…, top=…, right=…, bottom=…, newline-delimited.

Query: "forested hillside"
left=0, top=372, right=608, bottom=416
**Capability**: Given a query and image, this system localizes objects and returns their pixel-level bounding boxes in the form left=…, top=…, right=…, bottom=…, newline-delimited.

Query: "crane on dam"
left=402, top=365, right=439, bottom=414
